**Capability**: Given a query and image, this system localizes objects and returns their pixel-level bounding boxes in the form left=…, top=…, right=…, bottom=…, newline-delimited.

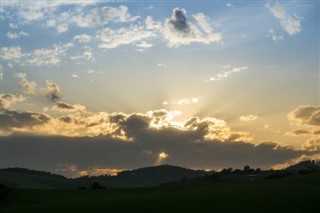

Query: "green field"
left=1, top=173, right=320, bottom=213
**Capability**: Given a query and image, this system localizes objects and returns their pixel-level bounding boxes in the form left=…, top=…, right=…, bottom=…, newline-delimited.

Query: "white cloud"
left=193, top=13, right=213, bottom=34
left=164, top=97, right=201, bottom=106
left=239, top=115, right=258, bottom=121
left=23, top=43, right=73, bottom=66
left=70, top=47, right=94, bottom=61
left=136, top=41, right=153, bottom=48
left=97, top=25, right=155, bottom=49
left=70, top=5, right=139, bottom=28
left=226, top=3, right=235, bottom=8
left=209, top=65, right=248, bottom=81
left=87, top=69, right=95, bottom=74
left=7, top=31, right=29, bottom=39
left=73, top=34, right=92, bottom=43
left=268, top=28, right=283, bottom=41
left=145, top=16, right=161, bottom=30
left=71, top=73, right=80, bottom=78
left=266, top=2, right=302, bottom=35
left=163, top=8, right=222, bottom=47
left=9, top=23, right=18, bottom=28
left=1, top=46, right=22, bottom=60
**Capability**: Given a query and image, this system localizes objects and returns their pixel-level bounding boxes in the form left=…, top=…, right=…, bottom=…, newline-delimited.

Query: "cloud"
left=266, top=2, right=302, bottom=35
left=0, top=109, right=51, bottom=132
left=23, top=43, right=73, bottom=66
left=2, top=135, right=312, bottom=177
left=0, top=65, right=3, bottom=80
left=145, top=16, right=161, bottom=30
left=73, top=34, right=92, bottom=43
left=286, top=128, right=311, bottom=136
left=1, top=81, right=316, bottom=175
left=163, top=8, right=222, bottom=47
left=16, top=73, right=62, bottom=102
left=239, top=115, right=258, bottom=121
left=70, top=5, right=139, bottom=28
left=303, top=138, right=320, bottom=151
left=209, top=65, right=248, bottom=81
left=0, top=94, right=25, bottom=109
left=2, top=1, right=95, bottom=23
left=226, top=3, right=235, bottom=8
left=288, top=105, right=320, bottom=127
left=1, top=46, right=22, bottom=60
left=55, top=164, right=122, bottom=177
left=7, top=31, right=29, bottom=39
left=51, top=101, right=86, bottom=112
left=45, top=80, right=63, bottom=102
left=71, top=73, right=80, bottom=78
left=163, top=97, right=201, bottom=106
left=268, top=28, right=283, bottom=41
left=70, top=47, right=94, bottom=61
left=1, top=43, right=73, bottom=66
left=97, top=25, right=155, bottom=49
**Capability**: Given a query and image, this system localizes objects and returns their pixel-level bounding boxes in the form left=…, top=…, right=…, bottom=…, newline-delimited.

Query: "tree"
left=243, top=165, right=251, bottom=173
left=91, top=182, right=105, bottom=189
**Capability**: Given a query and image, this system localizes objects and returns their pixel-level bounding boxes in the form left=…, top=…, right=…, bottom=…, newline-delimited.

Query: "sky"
left=0, top=0, right=319, bottom=177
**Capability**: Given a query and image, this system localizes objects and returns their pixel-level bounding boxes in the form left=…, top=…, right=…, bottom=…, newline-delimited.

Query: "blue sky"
left=0, top=0, right=319, bottom=176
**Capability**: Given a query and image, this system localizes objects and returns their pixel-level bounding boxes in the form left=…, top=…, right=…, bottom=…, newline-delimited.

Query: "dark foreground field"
left=1, top=173, right=320, bottom=213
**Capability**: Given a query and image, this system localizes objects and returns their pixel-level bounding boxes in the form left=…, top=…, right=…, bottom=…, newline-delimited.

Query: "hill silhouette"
left=0, top=161, right=319, bottom=189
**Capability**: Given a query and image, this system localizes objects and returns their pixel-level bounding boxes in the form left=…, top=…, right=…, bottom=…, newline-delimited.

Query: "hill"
left=0, top=165, right=207, bottom=189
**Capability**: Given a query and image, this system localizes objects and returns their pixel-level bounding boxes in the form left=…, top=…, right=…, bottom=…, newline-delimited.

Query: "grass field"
left=1, top=173, right=320, bottom=213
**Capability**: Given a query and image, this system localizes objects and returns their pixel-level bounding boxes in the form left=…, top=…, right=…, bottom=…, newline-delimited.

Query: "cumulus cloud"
left=23, top=43, right=73, bottom=66
left=7, top=31, right=29, bottom=39
left=1, top=46, right=22, bottom=60
left=0, top=109, right=51, bottom=132
left=16, top=73, right=62, bottom=102
left=70, top=5, right=139, bottom=28
left=0, top=94, right=25, bottom=109
left=288, top=105, right=320, bottom=127
left=70, top=47, right=94, bottom=61
left=163, top=8, right=222, bottom=47
left=209, top=65, right=248, bottom=81
left=2, top=1, right=95, bottom=23
left=73, top=34, right=92, bottom=43
left=303, top=138, right=320, bottom=151
left=239, top=115, right=258, bottom=121
left=51, top=101, right=86, bottom=112
left=97, top=25, right=155, bottom=49
left=266, top=2, right=302, bottom=35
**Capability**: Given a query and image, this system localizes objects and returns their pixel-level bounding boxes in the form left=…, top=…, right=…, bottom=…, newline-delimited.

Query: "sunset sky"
left=0, top=0, right=319, bottom=177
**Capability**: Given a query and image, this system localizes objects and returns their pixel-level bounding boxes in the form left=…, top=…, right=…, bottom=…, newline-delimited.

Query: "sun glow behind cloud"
left=0, top=1, right=318, bottom=175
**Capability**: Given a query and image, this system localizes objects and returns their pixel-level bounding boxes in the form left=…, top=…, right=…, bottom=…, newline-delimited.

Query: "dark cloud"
left=288, top=105, right=320, bottom=126
left=55, top=102, right=74, bottom=110
left=1, top=135, right=312, bottom=178
left=163, top=8, right=222, bottom=47
left=168, top=8, right=190, bottom=33
left=16, top=73, right=62, bottom=102
left=0, top=109, right=51, bottom=131
left=45, top=80, right=62, bottom=102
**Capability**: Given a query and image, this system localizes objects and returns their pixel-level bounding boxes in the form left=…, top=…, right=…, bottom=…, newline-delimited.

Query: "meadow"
left=1, top=173, right=319, bottom=213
